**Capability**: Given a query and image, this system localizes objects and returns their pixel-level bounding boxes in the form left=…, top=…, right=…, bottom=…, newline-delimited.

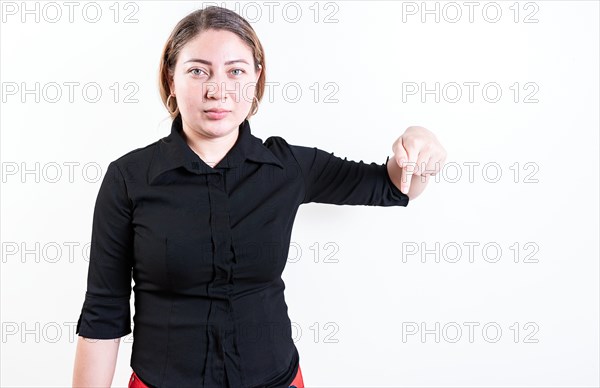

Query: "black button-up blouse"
left=75, top=114, right=409, bottom=388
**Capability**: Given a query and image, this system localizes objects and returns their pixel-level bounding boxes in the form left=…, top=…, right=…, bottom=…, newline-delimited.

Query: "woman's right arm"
left=72, top=337, right=120, bottom=387
left=73, top=160, right=135, bottom=387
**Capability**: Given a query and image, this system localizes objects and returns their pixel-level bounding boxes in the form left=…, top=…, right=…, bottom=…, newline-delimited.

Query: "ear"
left=168, top=75, right=175, bottom=95
left=255, top=64, right=262, bottom=82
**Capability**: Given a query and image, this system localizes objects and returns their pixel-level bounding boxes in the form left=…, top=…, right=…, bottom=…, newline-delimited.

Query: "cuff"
left=384, top=156, right=409, bottom=206
left=76, top=292, right=132, bottom=339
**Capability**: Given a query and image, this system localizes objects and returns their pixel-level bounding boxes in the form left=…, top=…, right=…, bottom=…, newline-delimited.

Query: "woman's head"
left=158, top=6, right=265, bottom=135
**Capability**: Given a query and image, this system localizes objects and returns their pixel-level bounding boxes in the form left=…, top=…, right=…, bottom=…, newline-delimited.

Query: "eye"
left=230, top=68, right=245, bottom=76
left=190, top=68, right=207, bottom=77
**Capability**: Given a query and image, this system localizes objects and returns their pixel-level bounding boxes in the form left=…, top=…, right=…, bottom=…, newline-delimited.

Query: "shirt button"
left=210, top=174, right=222, bottom=184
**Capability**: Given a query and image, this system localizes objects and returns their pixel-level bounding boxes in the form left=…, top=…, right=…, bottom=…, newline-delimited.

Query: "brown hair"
left=158, top=6, right=266, bottom=120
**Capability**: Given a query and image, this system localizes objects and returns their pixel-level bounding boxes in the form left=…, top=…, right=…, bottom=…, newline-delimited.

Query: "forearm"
left=72, top=336, right=120, bottom=387
left=386, top=155, right=430, bottom=200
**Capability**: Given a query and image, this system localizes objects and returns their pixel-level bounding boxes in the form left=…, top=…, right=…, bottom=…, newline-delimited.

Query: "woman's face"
left=170, top=29, right=261, bottom=138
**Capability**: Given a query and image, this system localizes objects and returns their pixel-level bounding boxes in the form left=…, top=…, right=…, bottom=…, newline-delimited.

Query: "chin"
left=199, top=116, right=239, bottom=136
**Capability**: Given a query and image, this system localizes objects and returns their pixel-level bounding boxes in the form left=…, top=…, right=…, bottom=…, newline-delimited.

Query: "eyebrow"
left=183, top=58, right=250, bottom=66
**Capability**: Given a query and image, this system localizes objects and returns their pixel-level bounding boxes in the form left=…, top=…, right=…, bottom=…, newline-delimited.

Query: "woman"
left=72, top=6, right=446, bottom=388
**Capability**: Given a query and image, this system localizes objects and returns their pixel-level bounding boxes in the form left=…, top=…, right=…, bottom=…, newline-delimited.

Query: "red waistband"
left=129, top=364, right=304, bottom=388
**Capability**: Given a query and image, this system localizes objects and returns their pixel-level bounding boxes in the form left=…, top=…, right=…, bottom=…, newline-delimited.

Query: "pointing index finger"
left=400, top=162, right=414, bottom=194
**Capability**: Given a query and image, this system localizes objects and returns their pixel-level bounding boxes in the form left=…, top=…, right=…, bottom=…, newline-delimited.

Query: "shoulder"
left=262, top=135, right=316, bottom=166
left=263, top=134, right=288, bottom=149
left=105, top=138, right=162, bottom=181
left=113, top=140, right=159, bottom=165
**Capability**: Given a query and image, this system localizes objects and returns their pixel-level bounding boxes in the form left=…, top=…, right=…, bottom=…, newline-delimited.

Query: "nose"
left=205, top=81, right=222, bottom=101
left=205, top=73, right=232, bottom=102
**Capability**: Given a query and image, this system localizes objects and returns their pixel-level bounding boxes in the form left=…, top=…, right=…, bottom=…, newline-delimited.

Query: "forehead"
left=179, top=29, right=253, bottom=61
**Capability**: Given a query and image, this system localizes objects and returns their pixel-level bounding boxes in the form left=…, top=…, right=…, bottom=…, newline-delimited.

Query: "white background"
left=1, top=1, right=599, bottom=387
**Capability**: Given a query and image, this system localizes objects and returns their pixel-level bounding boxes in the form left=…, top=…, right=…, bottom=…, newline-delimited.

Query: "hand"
left=392, top=126, right=447, bottom=194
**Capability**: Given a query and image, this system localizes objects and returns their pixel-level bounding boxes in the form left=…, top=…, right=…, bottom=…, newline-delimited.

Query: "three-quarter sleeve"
left=76, top=161, right=134, bottom=339
left=288, top=143, right=410, bottom=207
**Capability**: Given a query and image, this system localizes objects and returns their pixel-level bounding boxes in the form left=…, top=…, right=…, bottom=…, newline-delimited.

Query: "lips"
left=203, top=109, right=231, bottom=120
left=204, top=108, right=230, bottom=113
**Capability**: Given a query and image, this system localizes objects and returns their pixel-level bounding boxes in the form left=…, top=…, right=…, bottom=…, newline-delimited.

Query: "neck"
left=181, top=122, right=239, bottom=168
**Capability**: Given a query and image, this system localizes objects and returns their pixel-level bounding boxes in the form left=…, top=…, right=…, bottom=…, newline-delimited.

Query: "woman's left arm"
left=386, top=126, right=447, bottom=200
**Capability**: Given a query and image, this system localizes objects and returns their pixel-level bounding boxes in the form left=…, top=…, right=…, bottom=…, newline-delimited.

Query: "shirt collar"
left=148, top=114, right=283, bottom=183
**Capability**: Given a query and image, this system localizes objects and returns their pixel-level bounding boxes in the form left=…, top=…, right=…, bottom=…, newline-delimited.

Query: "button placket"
left=203, top=170, right=243, bottom=387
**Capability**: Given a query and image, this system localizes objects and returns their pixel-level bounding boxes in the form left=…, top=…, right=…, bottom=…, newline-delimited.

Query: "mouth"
left=204, top=109, right=230, bottom=113
left=204, top=109, right=231, bottom=120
